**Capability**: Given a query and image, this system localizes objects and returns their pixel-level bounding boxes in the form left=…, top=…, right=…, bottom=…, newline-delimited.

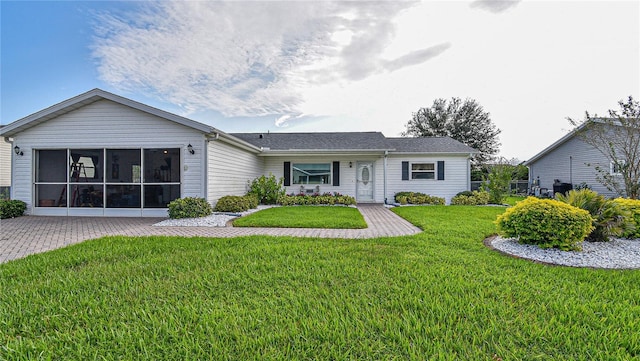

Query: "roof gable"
left=0, top=88, right=220, bottom=137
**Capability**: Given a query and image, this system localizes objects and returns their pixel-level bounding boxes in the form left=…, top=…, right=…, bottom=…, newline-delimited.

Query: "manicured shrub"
left=451, top=190, right=490, bottom=205
left=214, top=195, right=258, bottom=213
left=168, top=197, right=213, bottom=219
left=394, top=192, right=445, bottom=205
left=247, top=174, right=285, bottom=205
left=496, top=197, right=593, bottom=251
left=0, top=199, right=26, bottom=219
left=614, top=198, right=640, bottom=239
left=277, top=192, right=356, bottom=206
left=556, top=189, right=633, bottom=242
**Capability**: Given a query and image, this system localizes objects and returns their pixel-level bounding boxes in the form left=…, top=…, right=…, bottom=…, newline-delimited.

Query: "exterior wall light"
left=14, top=145, right=23, bottom=156
left=187, top=144, right=195, bottom=155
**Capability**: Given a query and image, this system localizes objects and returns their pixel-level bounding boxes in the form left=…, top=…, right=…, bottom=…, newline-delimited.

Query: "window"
left=411, top=163, right=435, bottom=179
left=34, top=148, right=181, bottom=209
left=293, top=163, right=331, bottom=184
left=610, top=160, right=625, bottom=175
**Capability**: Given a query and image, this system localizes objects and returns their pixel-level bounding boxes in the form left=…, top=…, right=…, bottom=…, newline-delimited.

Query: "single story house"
left=1, top=89, right=477, bottom=216
left=525, top=121, right=634, bottom=198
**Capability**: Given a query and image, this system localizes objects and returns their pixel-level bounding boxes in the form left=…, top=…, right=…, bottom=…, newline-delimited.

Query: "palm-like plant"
left=556, top=189, right=634, bottom=242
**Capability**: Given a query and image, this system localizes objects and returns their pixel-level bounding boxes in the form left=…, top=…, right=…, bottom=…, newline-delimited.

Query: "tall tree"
left=402, top=97, right=501, bottom=165
left=569, top=96, right=640, bottom=199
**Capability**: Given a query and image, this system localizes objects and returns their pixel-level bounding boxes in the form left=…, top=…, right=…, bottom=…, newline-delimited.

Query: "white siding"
left=528, top=136, right=614, bottom=197
left=207, top=140, right=263, bottom=205
left=11, top=99, right=206, bottom=215
left=386, top=155, right=470, bottom=204
left=263, top=156, right=386, bottom=202
left=0, top=140, right=11, bottom=187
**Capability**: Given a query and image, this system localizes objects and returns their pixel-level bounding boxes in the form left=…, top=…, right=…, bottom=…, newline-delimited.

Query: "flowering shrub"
left=394, top=192, right=445, bottom=205
left=168, top=197, right=213, bottom=219
left=277, top=192, right=356, bottom=206
left=495, top=197, right=593, bottom=251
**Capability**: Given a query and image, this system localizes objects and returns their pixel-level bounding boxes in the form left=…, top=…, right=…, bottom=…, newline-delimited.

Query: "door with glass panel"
left=356, top=161, right=374, bottom=202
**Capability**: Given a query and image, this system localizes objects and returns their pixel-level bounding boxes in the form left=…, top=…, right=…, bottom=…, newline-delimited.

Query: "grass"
left=504, top=195, right=527, bottom=206
left=232, top=205, right=367, bottom=228
left=1, top=206, right=639, bottom=360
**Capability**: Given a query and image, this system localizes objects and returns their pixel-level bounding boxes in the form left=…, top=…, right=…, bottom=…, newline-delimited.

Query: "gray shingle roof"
left=385, top=137, right=477, bottom=153
left=231, top=132, right=391, bottom=151
left=231, top=132, right=477, bottom=154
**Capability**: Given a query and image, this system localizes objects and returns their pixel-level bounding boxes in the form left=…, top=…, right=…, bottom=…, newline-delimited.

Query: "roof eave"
left=258, top=149, right=393, bottom=156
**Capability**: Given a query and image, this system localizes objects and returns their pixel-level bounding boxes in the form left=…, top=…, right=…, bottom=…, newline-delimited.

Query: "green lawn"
left=1, top=206, right=639, bottom=360
left=504, top=195, right=527, bottom=206
left=232, top=206, right=367, bottom=228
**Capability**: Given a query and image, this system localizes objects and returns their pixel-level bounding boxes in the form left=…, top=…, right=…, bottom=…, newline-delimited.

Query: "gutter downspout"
left=3, top=137, right=14, bottom=200
left=383, top=150, right=388, bottom=204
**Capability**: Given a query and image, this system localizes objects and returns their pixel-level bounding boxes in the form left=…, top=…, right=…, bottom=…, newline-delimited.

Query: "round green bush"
left=214, top=195, right=258, bottom=213
left=495, top=197, right=594, bottom=251
left=168, top=197, right=213, bottom=219
left=0, top=199, right=27, bottom=219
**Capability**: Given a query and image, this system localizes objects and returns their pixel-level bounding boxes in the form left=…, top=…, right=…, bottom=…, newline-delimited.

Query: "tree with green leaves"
left=568, top=96, right=640, bottom=199
left=402, top=97, right=501, bottom=165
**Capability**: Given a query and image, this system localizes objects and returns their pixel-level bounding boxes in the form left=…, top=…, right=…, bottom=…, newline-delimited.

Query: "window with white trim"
left=292, top=163, right=331, bottom=184
left=610, top=160, right=625, bottom=175
left=411, top=163, right=435, bottom=179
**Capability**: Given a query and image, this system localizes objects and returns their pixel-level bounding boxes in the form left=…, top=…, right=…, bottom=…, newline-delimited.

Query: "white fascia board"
left=211, top=132, right=262, bottom=153
left=258, top=149, right=391, bottom=156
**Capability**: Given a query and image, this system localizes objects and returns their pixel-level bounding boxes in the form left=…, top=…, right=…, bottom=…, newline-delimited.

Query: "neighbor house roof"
left=231, top=132, right=392, bottom=153
left=386, top=137, right=477, bottom=154
left=523, top=120, right=609, bottom=166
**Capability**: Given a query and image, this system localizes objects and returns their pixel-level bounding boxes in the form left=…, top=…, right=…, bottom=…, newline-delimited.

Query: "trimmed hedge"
left=0, top=199, right=26, bottom=219
left=394, top=192, right=445, bottom=205
left=168, top=197, right=213, bottom=219
left=214, top=195, right=259, bottom=213
left=277, top=193, right=356, bottom=206
left=615, top=198, right=640, bottom=239
left=451, top=190, right=490, bottom=205
left=495, top=197, right=593, bottom=251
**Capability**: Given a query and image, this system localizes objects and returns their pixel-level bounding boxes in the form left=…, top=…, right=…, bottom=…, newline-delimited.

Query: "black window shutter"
left=402, top=161, right=409, bottom=180
left=284, top=162, right=291, bottom=186
left=437, top=161, right=445, bottom=180
left=332, top=161, right=340, bottom=186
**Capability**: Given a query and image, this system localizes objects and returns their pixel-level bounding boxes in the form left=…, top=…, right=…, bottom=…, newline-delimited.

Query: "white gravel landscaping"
left=489, top=236, right=640, bottom=269
left=154, top=205, right=278, bottom=227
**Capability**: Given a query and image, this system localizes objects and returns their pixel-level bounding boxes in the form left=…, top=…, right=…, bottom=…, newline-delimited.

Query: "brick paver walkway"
left=0, top=204, right=421, bottom=263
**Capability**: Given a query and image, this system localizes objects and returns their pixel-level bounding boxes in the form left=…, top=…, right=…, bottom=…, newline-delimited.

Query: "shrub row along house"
left=0, top=89, right=477, bottom=216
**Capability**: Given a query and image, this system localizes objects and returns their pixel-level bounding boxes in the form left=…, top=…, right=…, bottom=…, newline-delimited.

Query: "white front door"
left=356, top=161, right=374, bottom=202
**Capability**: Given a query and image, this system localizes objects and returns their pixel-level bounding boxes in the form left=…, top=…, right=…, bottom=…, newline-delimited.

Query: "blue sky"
left=2, top=1, right=639, bottom=161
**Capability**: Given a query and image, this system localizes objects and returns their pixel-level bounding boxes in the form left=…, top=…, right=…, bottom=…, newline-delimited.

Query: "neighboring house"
left=0, top=89, right=476, bottom=217
left=0, top=126, right=11, bottom=195
left=525, top=122, right=633, bottom=198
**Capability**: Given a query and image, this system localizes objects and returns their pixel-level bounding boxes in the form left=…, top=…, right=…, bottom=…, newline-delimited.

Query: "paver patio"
left=0, top=204, right=421, bottom=263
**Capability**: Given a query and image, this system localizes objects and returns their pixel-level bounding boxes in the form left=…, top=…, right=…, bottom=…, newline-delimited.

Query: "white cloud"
left=470, top=0, right=521, bottom=13
left=92, top=1, right=448, bottom=118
